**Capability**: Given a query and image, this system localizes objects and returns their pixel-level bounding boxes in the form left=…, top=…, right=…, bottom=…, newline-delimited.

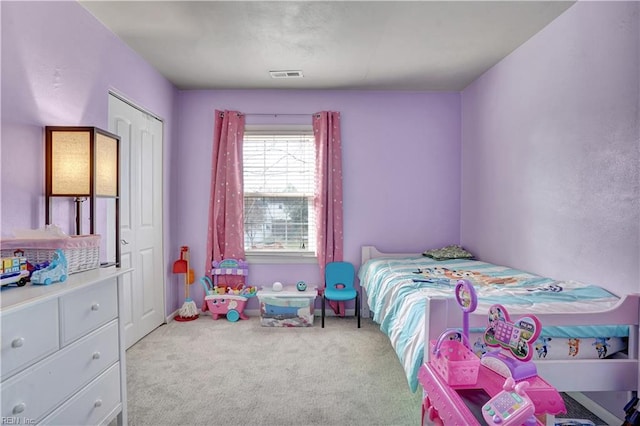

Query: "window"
left=243, top=126, right=316, bottom=259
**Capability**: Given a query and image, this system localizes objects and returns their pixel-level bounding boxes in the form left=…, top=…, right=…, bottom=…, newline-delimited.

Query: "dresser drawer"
left=60, top=278, right=118, bottom=345
left=1, top=299, right=59, bottom=380
left=40, top=362, right=121, bottom=426
left=1, top=320, right=119, bottom=422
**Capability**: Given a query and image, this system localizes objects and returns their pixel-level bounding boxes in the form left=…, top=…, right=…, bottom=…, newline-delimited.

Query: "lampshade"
left=50, top=130, right=90, bottom=195
left=46, top=127, right=119, bottom=198
left=95, top=132, right=118, bottom=197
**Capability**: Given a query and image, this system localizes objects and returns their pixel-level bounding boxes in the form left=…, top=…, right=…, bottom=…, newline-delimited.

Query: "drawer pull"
left=91, top=303, right=100, bottom=311
left=13, top=402, right=26, bottom=414
left=94, top=399, right=103, bottom=408
left=11, top=337, right=25, bottom=348
left=92, top=351, right=101, bottom=360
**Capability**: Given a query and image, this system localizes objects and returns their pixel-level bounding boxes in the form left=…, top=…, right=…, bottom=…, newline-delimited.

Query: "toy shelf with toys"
left=199, top=259, right=256, bottom=322
left=419, top=279, right=567, bottom=426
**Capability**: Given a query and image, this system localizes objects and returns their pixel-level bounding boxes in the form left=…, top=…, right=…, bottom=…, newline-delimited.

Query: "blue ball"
left=296, top=280, right=307, bottom=291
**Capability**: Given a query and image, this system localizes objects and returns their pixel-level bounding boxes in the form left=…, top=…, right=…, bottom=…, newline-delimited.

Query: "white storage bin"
left=257, top=286, right=318, bottom=327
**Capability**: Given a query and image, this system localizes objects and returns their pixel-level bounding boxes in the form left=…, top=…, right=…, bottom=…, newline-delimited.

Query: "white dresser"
left=1, top=267, right=130, bottom=425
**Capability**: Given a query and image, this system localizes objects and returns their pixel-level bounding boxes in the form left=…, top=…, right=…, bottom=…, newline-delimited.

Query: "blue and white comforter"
left=358, top=256, right=624, bottom=392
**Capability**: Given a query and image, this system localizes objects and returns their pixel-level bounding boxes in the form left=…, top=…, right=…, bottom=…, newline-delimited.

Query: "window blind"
left=243, top=129, right=316, bottom=253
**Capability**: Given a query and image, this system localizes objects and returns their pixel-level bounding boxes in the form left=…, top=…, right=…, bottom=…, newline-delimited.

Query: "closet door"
left=109, top=93, right=165, bottom=348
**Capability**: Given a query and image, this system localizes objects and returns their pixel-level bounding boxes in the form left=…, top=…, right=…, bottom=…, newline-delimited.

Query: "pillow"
left=422, top=245, right=474, bottom=261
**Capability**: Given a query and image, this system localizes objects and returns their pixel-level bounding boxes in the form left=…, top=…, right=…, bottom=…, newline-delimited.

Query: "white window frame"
left=243, top=124, right=317, bottom=264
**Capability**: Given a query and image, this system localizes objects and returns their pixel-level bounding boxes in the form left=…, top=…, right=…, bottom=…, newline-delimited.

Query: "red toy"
left=173, top=246, right=198, bottom=322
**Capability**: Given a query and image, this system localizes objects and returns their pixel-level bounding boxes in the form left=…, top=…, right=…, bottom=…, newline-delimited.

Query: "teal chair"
left=322, top=261, right=360, bottom=328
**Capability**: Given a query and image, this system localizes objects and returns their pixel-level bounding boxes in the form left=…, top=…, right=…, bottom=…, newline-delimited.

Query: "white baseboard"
left=166, top=310, right=179, bottom=322
left=244, top=309, right=357, bottom=317
left=168, top=308, right=358, bottom=321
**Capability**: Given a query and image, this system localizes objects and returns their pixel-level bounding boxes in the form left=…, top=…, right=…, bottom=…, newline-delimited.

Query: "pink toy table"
left=419, top=362, right=566, bottom=425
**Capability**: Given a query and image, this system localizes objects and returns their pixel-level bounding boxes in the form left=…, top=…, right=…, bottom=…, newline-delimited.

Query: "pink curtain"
left=205, top=110, right=246, bottom=281
left=314, top=111, right=345, bottom=315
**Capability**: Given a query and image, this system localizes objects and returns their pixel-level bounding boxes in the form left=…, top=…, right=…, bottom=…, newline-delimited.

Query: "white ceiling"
left=79, top=1, right=575, bottom=91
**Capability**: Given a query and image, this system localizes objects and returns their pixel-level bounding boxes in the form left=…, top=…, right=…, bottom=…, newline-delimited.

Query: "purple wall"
left=461, top=1, right=639, bottom=296
left=175, top=90, right=462, bottom=308
left=1, top=2, right=178, bottom=314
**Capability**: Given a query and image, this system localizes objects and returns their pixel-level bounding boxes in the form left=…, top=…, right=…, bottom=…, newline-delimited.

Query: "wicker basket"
left=1, top=235, right=101, bottom=274
left=429, top=339, right=480, bottom=386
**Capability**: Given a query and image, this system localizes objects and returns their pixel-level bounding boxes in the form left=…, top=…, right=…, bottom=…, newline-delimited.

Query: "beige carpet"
left=125, top=314, right=608, bottom=426
left=126, top=315, right=423, bottom=426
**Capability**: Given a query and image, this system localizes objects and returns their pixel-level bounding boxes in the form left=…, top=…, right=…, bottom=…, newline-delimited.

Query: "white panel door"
left=109, top=94, right=165, bottom=349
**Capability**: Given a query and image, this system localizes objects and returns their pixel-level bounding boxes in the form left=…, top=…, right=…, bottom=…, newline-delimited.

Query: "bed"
left=359, top=246, right=640, bottom=398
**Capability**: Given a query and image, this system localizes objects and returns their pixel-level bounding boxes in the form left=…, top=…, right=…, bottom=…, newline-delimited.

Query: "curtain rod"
left=243, top=113, right=316, bottom=117
left=218, top=112, right=321, bottom=118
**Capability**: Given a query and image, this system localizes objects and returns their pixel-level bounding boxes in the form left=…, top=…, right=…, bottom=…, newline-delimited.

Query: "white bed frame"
left=361, top=246, right=640, bottom=419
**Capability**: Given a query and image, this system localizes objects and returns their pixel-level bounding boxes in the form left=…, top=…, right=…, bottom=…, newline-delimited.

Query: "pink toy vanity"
left=419, top=280, right=566, bottom=426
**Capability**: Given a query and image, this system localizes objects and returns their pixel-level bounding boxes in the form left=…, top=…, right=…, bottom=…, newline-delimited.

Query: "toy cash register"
left=481, top=304, right=541, bottom=381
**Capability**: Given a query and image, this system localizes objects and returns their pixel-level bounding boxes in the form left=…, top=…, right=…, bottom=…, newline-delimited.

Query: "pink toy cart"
left=202, top=293, right=249, bottom=322
left=200, top=259, right=252, bottom=322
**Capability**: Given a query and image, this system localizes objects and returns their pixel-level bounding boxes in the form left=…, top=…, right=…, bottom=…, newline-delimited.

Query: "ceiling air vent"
left=269, top=70, right=304, bottom=79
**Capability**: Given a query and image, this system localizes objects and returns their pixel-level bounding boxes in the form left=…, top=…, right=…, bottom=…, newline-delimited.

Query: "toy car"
left=31, top=249, right=68, bottom=285
left=1, top=253, right=30, bottom=287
